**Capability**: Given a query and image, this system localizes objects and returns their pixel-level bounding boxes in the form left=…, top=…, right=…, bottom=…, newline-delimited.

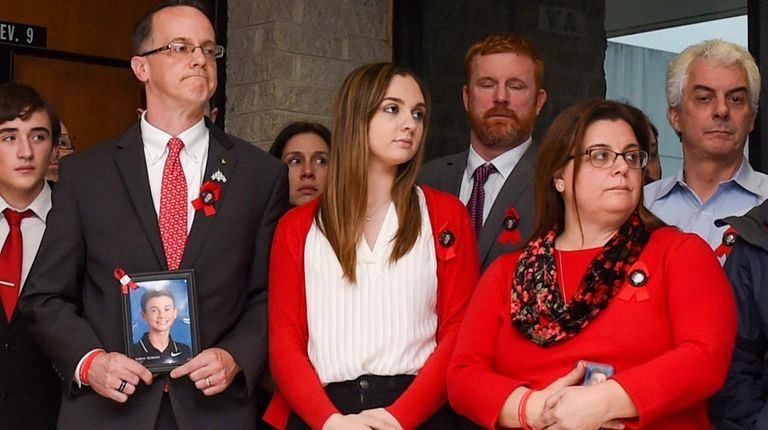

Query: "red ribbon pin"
left=114, top=268, right=139, bottom=294
left=436, top=222, right=457, bottom=261
left=191, top=180, right=222, bottom=217
left=714, top=227, right=738, bottom=259
left=497, top=207, right=521, bottom=245
left=617, top=261, right=650, bottom=302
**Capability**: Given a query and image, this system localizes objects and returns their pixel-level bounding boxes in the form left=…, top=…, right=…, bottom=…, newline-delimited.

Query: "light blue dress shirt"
left=644, top=157, right=768, bottom=251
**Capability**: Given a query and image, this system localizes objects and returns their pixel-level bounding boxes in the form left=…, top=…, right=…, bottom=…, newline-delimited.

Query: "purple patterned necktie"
left=467, top=163, right=496, bottom=238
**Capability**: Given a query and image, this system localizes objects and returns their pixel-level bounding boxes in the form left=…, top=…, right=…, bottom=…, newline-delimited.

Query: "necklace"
left=365, top=200, right=390, bottom=222
left=556, top=248, right=567, bottom=302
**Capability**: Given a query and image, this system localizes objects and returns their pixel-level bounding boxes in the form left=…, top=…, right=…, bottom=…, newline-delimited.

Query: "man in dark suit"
left=0, top=82, right=61, bottom=429
left=20, top=1, right=288, bottom=428
left=419, top=33, right=547, bottom=271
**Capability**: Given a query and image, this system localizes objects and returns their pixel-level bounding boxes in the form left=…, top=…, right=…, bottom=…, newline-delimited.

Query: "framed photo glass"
left=121, top=270, right=200, bottom=373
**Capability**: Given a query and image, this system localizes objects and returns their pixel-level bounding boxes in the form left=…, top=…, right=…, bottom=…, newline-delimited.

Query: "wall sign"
left=0, top=21, right=47, bottom=48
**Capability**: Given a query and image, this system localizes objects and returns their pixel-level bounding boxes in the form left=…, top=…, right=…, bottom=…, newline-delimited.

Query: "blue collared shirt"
left=644, top=157, right=768, bottom=251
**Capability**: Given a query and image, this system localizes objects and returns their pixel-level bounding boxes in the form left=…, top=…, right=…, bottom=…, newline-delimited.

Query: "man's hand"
left=170, top=347, right=240, bottom=396
left=88, top=352, right=153, bottom=403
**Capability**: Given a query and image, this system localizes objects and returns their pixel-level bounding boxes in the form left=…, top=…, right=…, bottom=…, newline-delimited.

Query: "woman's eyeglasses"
left=569, top=148, right=648, bottom=169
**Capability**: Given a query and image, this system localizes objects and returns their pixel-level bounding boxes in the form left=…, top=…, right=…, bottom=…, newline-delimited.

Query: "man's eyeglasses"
left=139, top=42, right=225, bottom=59
left=56, top=135, right=75, bottom=151
left=569, top=148, right=649, bottom=169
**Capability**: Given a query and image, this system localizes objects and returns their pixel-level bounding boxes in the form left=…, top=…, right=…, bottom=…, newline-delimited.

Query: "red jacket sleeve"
left=268, top=202, right=339, bottom=430
left=447, top=253, right=526, bottom=428
left=612, top=232, right=737, bottom=427
left=386, top=188, right=480, bottom=429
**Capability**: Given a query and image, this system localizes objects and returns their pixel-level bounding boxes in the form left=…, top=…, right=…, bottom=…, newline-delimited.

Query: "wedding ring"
left=205, top=377, right=211, bottom=388
left=117, top=380, right=127, bottom=393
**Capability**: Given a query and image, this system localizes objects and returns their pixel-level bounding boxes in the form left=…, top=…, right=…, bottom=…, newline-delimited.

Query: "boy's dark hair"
left=0, top=82, right=61, bottom=139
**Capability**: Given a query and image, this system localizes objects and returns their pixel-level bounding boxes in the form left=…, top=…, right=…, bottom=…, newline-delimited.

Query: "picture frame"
left=120, top=269, right=200, bottom=373
left=582, top=361, right=615, bottom=386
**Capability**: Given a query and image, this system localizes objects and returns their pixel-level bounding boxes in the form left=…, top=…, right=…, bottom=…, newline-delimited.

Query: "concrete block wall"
left=226, top=0, right=391, bottom=149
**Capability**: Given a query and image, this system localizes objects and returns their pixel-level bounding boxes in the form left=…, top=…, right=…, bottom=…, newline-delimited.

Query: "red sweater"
left=448, top=227, right=736, bottom=429
left=265, top=186, right=480, bottom=430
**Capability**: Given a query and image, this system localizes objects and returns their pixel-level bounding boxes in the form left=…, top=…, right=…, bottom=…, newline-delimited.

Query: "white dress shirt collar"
left=466, top=137, right=532, bottom=179
left=0, top=182, right=52, bottom=219
left=140, top=112, right=208, bottom=166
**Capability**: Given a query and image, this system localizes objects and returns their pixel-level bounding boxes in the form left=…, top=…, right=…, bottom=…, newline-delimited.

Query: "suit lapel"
left=114, top=123, right=167, bottom=269
left=444, top=151, right=468, bottom=195
left=181, top=122, right=237, bottom=267
left=477, top=142, right=538, bottom=263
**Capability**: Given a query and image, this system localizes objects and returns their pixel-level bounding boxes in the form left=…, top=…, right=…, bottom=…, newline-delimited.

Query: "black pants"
left=286, top=375, right=461, bottom=429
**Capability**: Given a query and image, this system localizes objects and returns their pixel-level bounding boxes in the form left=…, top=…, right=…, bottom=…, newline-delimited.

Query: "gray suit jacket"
left=418, top=143, right=538, bottom=271
left=20, top=120, right=288, bottom=429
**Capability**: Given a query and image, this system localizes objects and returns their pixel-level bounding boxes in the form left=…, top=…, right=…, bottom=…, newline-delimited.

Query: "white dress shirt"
left=459, top=138, right=532, bottom=223
left=0, top=183, right=52, bottom=292
left=140, top=112, right=210, bottom=230
left=304, top=188, right=438, bottom=384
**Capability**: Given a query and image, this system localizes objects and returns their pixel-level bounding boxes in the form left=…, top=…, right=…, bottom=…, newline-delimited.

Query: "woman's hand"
left=360, top=408, right=403, bottom=429
left=524, top=362, right=587, bottom=429
left=538, top=380, right=636, bottom=430
left=322, top=412, right=401, bottom=430
left=498, top=362, right=586, bottom=428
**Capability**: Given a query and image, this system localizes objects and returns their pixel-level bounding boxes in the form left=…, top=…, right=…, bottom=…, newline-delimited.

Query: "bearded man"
left=419, top=33, right=547, bottom=271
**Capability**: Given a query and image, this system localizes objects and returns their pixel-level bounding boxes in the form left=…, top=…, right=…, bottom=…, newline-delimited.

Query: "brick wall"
left=225, top=0, right=391, bottom=149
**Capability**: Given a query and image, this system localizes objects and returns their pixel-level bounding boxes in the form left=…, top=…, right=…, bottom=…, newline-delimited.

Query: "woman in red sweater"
left=265, top=63, right=479, bottom=430
left=447, top=99, right=736, bottom=429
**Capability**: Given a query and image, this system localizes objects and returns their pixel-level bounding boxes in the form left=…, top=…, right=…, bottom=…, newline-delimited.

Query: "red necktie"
left=466, top=163, right=496, bottom=238
left=0, top=209, right=34, bottom=321
left=159, top=137, right=188, bottom=270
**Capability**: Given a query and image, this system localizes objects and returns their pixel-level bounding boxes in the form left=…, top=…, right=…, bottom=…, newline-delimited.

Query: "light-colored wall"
left=225, top=0, right=391, bottom=149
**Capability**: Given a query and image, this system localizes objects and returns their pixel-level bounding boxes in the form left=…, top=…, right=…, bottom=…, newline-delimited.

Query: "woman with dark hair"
left=448, top=99, right=736, bottom=429
left=265, top=63, right=479, bottom=429
left=269, top=122, right=331, bottom=206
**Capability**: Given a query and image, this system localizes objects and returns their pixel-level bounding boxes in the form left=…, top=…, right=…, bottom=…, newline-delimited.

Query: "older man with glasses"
left=20, top=1, right=288, bottom=429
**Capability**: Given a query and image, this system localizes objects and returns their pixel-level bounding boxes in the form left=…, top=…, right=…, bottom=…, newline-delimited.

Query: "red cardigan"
left=265, top=186, right=480, bottom=429
left=447, top=227, right=737, bottom=429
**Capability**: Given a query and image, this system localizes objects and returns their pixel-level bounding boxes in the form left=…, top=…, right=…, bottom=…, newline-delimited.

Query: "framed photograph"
left=120, top=270, right=200, bottom=373
left=582, top=361, right=615, bottom=386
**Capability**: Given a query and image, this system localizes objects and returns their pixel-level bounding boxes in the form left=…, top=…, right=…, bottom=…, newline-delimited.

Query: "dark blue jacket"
left=710, top=200, right=768, bottom=429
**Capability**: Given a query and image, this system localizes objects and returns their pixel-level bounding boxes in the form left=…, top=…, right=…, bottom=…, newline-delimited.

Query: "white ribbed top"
left=304, top=189, right=438, bottom=384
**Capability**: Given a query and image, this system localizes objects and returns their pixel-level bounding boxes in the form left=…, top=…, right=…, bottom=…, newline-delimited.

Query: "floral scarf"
left=510, top=213, right=650, bottom=346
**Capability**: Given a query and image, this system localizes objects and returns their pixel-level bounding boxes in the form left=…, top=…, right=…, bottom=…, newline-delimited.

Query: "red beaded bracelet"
left=79, top=350, right=104, bottom=385
left=518, top=389, right=534, bottom=430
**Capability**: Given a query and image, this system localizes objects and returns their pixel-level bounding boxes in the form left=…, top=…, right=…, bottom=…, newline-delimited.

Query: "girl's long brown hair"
left=318, top=63, right=431, bottom=283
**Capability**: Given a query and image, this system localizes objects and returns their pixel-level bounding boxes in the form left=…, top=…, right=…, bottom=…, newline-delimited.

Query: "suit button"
left=0, top=392, right=7, bottom=401
left=3, top=342, right=11, bottom=351
left=359, top=379, right=369, bottom=390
